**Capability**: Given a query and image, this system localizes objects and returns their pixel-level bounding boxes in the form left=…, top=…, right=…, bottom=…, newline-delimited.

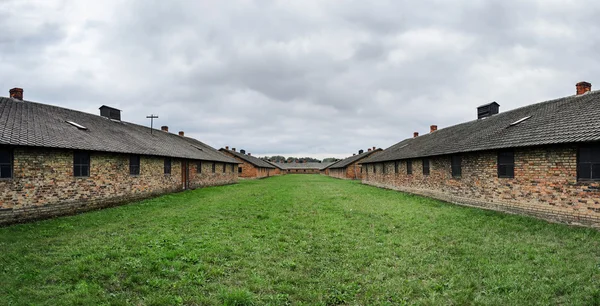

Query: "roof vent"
left=179, top=131, right=184, bottom=136
left=240, top=149, right=246, bottom=154
left=414, top=132, right=419, bottom=138
left=359, top=149, right=364, bottom=154
left=509, top=116, right=532, bottom=126
left=477, top=102, right=500, bottom=119
left=232, top=148, right=236, bottom=152
left=99, top=105, right=121, bottom=121
left=9, top=88, right=23, bottom=101
left=161, top=126, right=168, bottom=132
left=66, top=120, right=88, bottom=130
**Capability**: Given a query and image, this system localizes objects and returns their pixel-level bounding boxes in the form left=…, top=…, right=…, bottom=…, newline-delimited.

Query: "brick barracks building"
left=325, top=147, right=382, bottom=180
left=278, top=162, right=332, bottom=174
left=360, top=82, right=600, bottom=227
left=0, top=88, right=239, bottom=225
left=219, top=147, right=276, bottom=178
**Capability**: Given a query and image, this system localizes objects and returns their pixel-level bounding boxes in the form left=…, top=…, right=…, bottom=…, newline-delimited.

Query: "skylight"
left=509, top=116, right=532, bottom=126
left=66, top=121, right=88, bottom=130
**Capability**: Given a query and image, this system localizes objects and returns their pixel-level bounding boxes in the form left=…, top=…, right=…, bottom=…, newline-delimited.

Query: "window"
left=222, top=163, right=226, bottom=173
left=422, top=158, right=430, bottom=175
left=238, top=167, right=242, bottom=173
left=360, top=166, right=363, bottom=173
left=196, top=161, right=202, bottom=173
left=407, top=160, right=412, bottom=175
left=451, top=155, right=462, bottom=178
left=164, top=158, right=171, bottom=174
left=231, top=164, right=234, bottom=172
left=373, top=164, right=376, bottom=174
left=497, top=151, right=514, bottom=178
left=74, top=151, right=90, bottom=177
left=394, top=161, right=399, bottom=174
left=382, top=163, right=386, bottom=174
left=212, top=162, right=216, bottom=173
left=0, top=149, right=13, bottom=179
left=578, top=145, right=600, bottom=181
left=129, top=155, right=140, bottom=175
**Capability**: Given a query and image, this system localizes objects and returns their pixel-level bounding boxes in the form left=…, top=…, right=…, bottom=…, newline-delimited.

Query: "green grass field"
left=1, top=175, right=599, bottom=305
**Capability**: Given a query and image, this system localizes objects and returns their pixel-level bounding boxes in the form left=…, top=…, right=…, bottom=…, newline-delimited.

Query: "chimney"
left=179, top=131, right=184, bottom=136
left=240, top=149, right=246, bottom=154
left=232, top=148, right=236, bottom=152
left=368, top=148, right=372, bottom=152
left=359, top=149, right=364, bottom=154
left=9, top=88, right=23, bottom=101
left=353, top=153, right=356, bottom=156
left=372, top=146, right=376, bottom=151
left=576, top=81, right=592, bottom=95
left=430, top=125, right=438, bottom=133
left=414, top=132, right=419, bottom=138
left=225, top=146, right=229, bottom=150
left=161, top=126, right=169, bottom=132
left=248, top=153, right=251, bottom=156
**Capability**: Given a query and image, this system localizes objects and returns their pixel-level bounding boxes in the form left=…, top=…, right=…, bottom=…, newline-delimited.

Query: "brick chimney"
left=9, top=88, right=23, bottom=100
left=178, top=131, right=184, bottom=136
left=225, top=146, right=229, bottom=150
left=430, top=125, right=437, bottom=133
left=161, top=126, right=168, bottom=132
left=368, top=148, right=372, bottom=152
left=248, top=153, right=251, bottom=156
left=232, top=148, right=236, bottom=152
left=576, top=81, right=592, bottom=95
left=414, top=132, right=419, bottom=138
left=372, top=146, right=376, bottom=151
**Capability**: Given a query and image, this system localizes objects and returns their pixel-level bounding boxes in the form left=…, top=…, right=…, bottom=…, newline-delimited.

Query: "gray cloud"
left=1, top=0, right=600, bottom=159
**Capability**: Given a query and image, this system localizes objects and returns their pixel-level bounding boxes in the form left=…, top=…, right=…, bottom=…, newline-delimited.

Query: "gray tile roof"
left=362, top=90, right=600, bottom=164
left=277, top=162, right=333, bottom=170
left=219, top=149, right=276, bottom=168
left=328, top=149, right=382, bottom=169
left=266, top=161, right=285, bottom=170
left=0, top=97, right=238, bottom=163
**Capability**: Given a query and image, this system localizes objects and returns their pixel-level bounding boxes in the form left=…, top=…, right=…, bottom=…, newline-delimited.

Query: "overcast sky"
left=1, top=0, right=598, bottom=159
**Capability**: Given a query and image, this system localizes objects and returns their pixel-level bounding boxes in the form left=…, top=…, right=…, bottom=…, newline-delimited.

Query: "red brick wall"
left=362, top=145, right=600, bottom=227
left=0, top=147, right=237, bottom=225
left=220, top=151, right=274, bottom=179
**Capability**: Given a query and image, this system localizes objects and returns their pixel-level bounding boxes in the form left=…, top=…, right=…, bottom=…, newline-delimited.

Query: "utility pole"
left=146, top=114, right=159, bottom=134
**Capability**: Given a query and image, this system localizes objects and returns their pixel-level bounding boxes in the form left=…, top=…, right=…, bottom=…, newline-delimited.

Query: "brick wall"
left=329, top=163, right=363, bottom=180
left=361, top=145, right=600, bottom=227
left=220, top=151, right=274, bottom=179
left=0, top=147, right=237, bottom=225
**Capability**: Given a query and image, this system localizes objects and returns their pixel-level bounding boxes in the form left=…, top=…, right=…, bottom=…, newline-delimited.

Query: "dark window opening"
left=231, top=164, right=234, bottom=172
left=394, top=161, right=399, bottom=174
left=129, top=155, right=140, bottom=175
left=423, top=158, right=430, bottom=175
left=382, top=163, right=386, bottom=174
left=407, top=160, right=412, bottom=175
left=578, top=145, right=600, bottom=181
left=74, top=151, right=90, bottom=177
left=222, top=163, right=226, bottom=173
left=373, top=164, right=376, bottom=174
left=0, top=149, right=13, bottom=179
left=164, top=158, right=171, bottom=175
left=212, top=162, right=216, bottom=173
left=451, top=155, right=462, bottom=178
left=497, top=151, right=514, bottom=178
left=197, top=161, right=202, bottom=173
left=238, top=167, right=242, bottom=173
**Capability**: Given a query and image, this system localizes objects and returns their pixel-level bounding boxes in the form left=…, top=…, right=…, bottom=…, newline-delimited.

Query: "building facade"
left=219, top=148, right=276, bottom=179
left=361, top=82, right=600, bottom=227
left=326, top=147, right=382, bottom=180
left=0, top=89, right=239, bottom=225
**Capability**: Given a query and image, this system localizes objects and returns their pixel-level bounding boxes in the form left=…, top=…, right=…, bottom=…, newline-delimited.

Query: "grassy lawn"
left=1, top=175, right=600, bottom=305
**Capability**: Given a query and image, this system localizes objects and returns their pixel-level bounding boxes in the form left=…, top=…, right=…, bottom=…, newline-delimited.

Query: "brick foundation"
left=361, top=145, right=600, bottom=227
left=0, top=147, right=237, bottom=225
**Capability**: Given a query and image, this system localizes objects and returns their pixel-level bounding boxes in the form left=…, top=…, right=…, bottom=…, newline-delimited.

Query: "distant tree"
left=323, top=158, right=340, bottom=163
